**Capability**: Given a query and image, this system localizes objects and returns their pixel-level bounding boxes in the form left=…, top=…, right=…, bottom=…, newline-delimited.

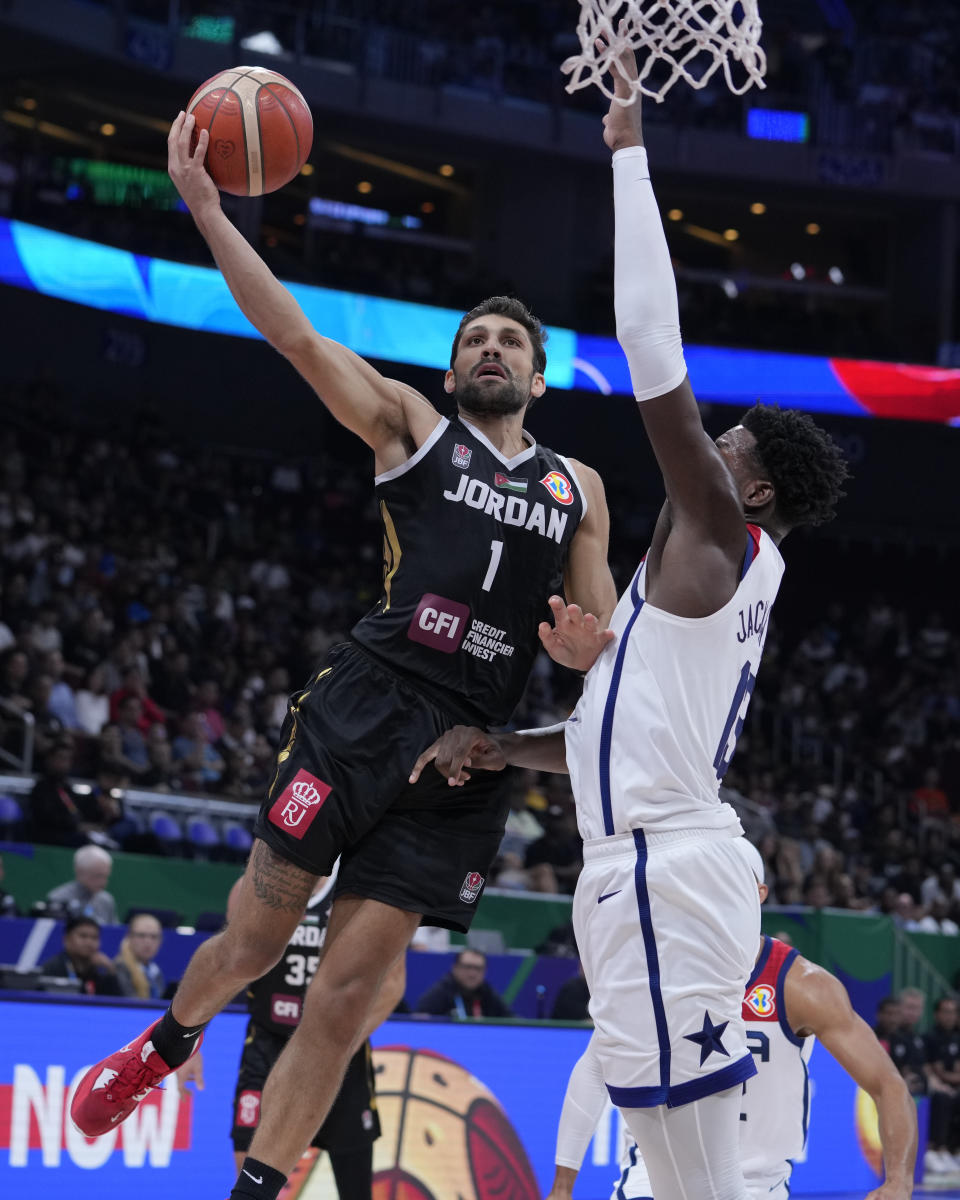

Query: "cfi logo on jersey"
left=452, top=443, right=473, bottom=469
left=540, top=470, right=574, bottom=505
left=745, top=983, right=776, bottom=1018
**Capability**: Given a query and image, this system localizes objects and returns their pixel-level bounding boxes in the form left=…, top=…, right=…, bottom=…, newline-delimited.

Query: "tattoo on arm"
left=249, top=840, right=316, bottom=913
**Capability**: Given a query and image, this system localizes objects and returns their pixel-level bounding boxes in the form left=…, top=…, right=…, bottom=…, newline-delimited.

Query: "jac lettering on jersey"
left=352, top=416, right=585, bottom=725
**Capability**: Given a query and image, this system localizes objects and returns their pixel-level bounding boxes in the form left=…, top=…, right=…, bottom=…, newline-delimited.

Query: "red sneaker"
left=70, top=1020, right=202, bottom=1136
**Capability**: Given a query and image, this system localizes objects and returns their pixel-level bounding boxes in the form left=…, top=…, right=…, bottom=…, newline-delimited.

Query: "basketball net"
left=561, top=0, right=767, bottom=103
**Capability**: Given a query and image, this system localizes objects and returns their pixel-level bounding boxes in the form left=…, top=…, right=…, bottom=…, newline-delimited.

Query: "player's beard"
left=454, top=372, right=530, bottom=418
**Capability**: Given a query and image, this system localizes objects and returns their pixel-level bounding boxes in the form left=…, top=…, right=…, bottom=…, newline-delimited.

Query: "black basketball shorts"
left=231, top=1021, right=380, bottom=1153
left=253, top=641, right=511, bottom=931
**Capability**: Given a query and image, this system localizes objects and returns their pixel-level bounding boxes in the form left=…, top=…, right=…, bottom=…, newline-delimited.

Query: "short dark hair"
left=65, top=914, right=100, bottom=936
left=935, top=995, right=957, bottom=1012
left=455, top=949, right=487, bottom=966
left=740, top=403, right=849, bottom=529
left=450, top=296, right=548, bottom=377
left=877, top=996, right=899, bottom=1012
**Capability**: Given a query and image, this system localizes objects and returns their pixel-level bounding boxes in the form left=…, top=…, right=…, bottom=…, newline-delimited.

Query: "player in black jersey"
left=72, top=109, right=617, bottom=1200
left=227, top=874, right=380, bottom=1199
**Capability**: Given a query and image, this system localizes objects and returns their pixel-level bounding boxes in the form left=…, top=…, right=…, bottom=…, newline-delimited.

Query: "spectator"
left=45, top=844, right=118, bottom=925
left=0, top=853, right=19, bottom=917
left=922, top=863, right=960, bottom=909
left=193, top=678, right=224, bottom=743
left=875, top=996, right=902, bottom=1055
left=415, top=950, right=512, bottom=1019
left=42, top=649, right=81, bottom=730
left=109, top=666, right=166, bottom=731
left=140, top=722, right=179, bottom=791
left=40, top=914, right=121, bottom=996
left=891, top=987, right=931, bottom=1097
left=171, top=711, right=225, bottom=791
left=74, top=664, right=111, bottom=736
left=113, top=913, right=166, bottom=999
left=924, top=995, right=960, bottom=1175
left=525, top=799, right=583, bottom=895
left=115, top=695, right=150, bottom=772
left=0, top=646, right=30, bottom=711
left=26, top=740, right=86, bottom=847
left=550, top=961, right=590, bottom=1021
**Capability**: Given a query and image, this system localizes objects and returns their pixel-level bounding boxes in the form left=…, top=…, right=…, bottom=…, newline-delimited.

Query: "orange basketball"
left=186, top=66, right=313, bottom=197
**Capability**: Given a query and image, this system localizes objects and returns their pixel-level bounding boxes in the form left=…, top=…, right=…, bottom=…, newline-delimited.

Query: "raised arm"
left=168, top=113, right=438, bottom=468
left=785, top=958, right=917, bottom=1200
left=562, top=461, right=617, bottom=628
left=606, top=55, right=747, bottom=615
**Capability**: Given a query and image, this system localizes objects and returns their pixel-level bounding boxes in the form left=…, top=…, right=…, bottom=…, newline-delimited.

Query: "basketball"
left=371, top=1047, right=539, bottom=1200
left=185, top=66, right=313, bottom=197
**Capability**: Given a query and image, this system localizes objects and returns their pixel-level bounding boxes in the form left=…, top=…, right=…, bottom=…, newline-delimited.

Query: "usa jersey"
left=246, top=878, right=334, bottom=1034
left=351, top=415, right=585, bottom=725
left=740, top=937, right=814, bottom=1186
left=566, top=524, right=784, bottom=840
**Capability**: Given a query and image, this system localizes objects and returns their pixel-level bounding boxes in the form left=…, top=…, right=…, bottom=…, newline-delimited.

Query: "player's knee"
left=219, top=925, right=287, bottom=980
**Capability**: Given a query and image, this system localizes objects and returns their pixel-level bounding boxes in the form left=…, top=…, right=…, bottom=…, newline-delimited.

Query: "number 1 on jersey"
left=482, top=539, right=504, bottom=592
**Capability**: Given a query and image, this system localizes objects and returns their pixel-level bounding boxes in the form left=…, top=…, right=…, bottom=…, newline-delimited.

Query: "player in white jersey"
left=545, top=844, right=916, bottom=1200
left=410, top=40, right=849, bottom=1200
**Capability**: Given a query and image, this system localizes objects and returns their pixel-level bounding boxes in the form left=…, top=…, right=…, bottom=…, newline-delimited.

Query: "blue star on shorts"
left=683, top=1011, right=731, bottom=1066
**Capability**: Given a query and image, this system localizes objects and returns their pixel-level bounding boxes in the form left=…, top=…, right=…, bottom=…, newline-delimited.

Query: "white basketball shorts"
left=574, top=827, right=760, bottom=1107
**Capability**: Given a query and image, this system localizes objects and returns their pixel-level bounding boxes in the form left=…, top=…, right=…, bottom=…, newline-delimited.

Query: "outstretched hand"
left=601, top=24, right=644, bottom=153
left=167, top=110, right=221, bottom=216
left=175, top=1051, right=205, bottom=1093
left=409, top=726, right=507, bottom=787
left=539, top=595, right=615, bottom=673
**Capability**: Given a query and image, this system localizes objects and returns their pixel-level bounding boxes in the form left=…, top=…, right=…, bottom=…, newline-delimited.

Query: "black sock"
left=150, top=1008, right=207, bottom=1068
left=230, top=1157, right=288, bottom=1200
left=330, top=1144, right=373, bottom=1200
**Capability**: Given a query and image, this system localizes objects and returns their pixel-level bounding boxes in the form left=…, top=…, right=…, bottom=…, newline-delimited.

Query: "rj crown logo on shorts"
left=236, top=1089, right=261, bottom=1127
left=267, top=768, right=332, bottom=840
left=539, top=470, right=574, bottom=505
left=459, top=871, right=485, bottom=903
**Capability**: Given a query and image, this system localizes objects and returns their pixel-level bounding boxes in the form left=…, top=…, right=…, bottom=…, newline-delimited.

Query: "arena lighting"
left=99, top=123, right=116, bottom=137
left=667, top=208, right=684, bottom=221
left=746, top=108, right=810, bottom=143
left=790, top=262, right=807, bottom=280
left=5, top=217, right=960, bottom=421
left=438, top=164, right=455, bottom=177
left=299, top=163, right=315, bottom=177
left=721, top=279, right=739, bottom=299
left=749, top=202, right=766, bottom=215
left=806, top=222, right=821, bottom=236
left=723, top=228, right=740, bottom=242
left=308, top=196, right=422, bottom=229
left=829, top=266, right=845, bottom=285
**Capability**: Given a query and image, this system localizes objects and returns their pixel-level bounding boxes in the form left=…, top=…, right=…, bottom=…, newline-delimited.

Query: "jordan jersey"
left=566, top=524, right=784, bottom=840
left=739, top=937, right=814, bottom=1188
left=351, top=415, right=585, bottom=725
left=246, top=877, right=335, bottom=1035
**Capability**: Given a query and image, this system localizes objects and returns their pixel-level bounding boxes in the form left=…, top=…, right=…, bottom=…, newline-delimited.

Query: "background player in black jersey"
left=72, top=110, right=617, bottom=1200
left=226, top=873, right=380, bottom=1200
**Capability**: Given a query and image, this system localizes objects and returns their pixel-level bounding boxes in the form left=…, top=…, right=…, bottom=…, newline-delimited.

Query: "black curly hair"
left=450, top=296, right=548, bottom=376
left=740, top=403, right=849, bottom=529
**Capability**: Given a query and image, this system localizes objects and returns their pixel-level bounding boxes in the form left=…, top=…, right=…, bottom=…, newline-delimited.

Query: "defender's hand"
left=539, top=595, right=615, bottom=672
left=409, top=727, right=507, bottom=787
left=601, top=25, right=643, bottom=153
left=176, top=1051, right=205, bottom=1092
left=168, top=111, right=221, bottom=216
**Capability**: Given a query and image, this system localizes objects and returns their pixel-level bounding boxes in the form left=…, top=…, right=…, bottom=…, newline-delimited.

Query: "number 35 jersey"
left=246, top=876, right=335, bottom=1035
left=567, top=524, right=784, bottom=840
left=351, top=415, right=586, bottom=726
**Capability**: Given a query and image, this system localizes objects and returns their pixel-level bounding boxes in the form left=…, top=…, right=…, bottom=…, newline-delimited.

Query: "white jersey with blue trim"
left=739, top=936, right=815, bottom=1191
left=566, top=525, right=784, bottom=841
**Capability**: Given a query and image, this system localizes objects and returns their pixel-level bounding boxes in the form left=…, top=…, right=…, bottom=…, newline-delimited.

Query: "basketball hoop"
left=561, top=0, right=767, bottom=103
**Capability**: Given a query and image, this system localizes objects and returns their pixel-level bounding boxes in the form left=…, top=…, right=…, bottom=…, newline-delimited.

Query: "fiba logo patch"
left=236, top=1089, right=261, bottom=1127
left=539, top=470, right=574, bottom=505
left=268, top=768, right=332, bottom=840
left=460, top=872, right=484, bottom=903
left=745, top=983, right=776, bottom=1017
left=452, top=443, right=473, bottom=469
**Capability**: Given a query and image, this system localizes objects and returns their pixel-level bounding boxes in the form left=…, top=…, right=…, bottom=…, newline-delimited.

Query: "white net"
left=561, top=0, right=767, bottom=103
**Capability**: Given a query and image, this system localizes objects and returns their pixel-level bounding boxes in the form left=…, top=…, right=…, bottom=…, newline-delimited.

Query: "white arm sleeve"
left=555, top=1031, right=610, bottom=1170
left=613, top=145, right=688, bottom=402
